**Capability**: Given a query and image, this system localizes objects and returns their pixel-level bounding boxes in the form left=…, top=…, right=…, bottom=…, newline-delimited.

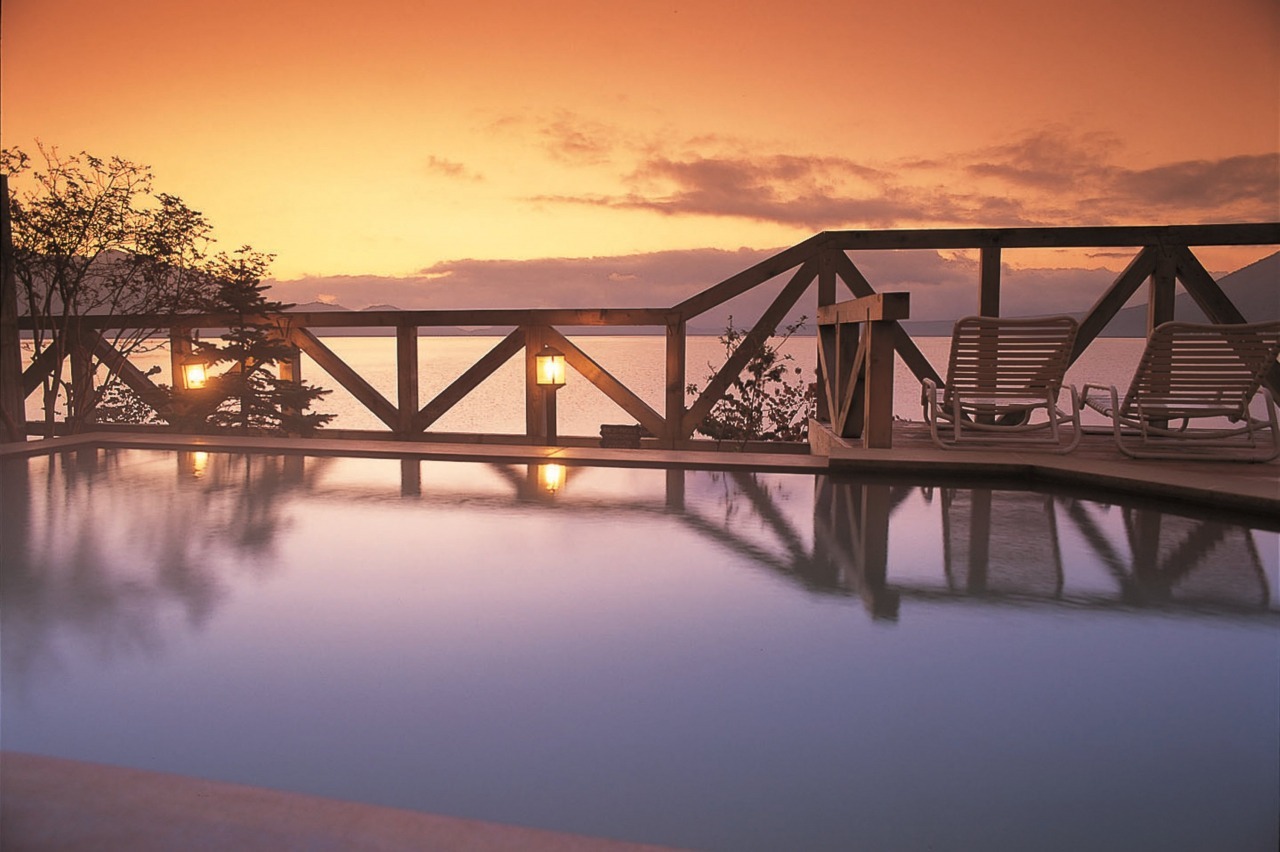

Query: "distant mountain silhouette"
left=1102, top=249, right=1279, bottom=334
left=903, top=250, right=1279, bottom=337
left=282, top=253, right=1275, bottom=339
left=285, top=300, right=352, bottom=312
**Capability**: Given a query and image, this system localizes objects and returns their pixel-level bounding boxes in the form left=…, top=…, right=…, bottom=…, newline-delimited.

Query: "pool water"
left=2, top=449, right=1277, bottom=851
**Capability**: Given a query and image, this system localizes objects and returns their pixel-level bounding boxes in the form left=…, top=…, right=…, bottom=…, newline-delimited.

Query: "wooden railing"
left=10, top=223, right=1279, bottom=448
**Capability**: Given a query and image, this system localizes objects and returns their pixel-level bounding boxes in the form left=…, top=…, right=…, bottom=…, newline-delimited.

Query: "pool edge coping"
left=2, top=430, right=1276, bottom=517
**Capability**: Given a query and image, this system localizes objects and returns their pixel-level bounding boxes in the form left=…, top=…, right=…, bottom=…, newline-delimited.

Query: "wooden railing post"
left=395, top=323, right=419, bottom=436
left=816, top=249, right=838, bottom=423
left=68, top=325, right=94, bottom=428
left=169, top=329, right=192, bottom=386
left=278, top=339, right=303, bottom=433
left=1148, top=246, right=1177, bottom=331
left=0, top=175, right=26, bottom=441
left=524, top=325, right=549, bottom=443
left=979, top=246, right=1001, bottom=317
left=664, top=316, right=686, bottom=447
left=862, top=320, right=895, bottom=447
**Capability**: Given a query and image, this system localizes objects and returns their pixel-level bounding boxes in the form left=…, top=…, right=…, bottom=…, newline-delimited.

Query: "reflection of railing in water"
left=12, top=224, right=1278, bottom=446
left=941, top=489, right=1065, bottom=599
left=2, top=451, right=1273, bottom=687
left=1063, top=499, right=1273, bottom=610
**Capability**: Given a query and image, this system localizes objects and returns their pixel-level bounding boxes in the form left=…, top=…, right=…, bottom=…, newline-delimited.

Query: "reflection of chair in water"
left=922, top=315, right=1082, bottom=453
left=941, top=488, right=1064, bottom=599
left=1064, top=500, right=1273, bottom=610
left=1081, top=321, right=1280, bottom=461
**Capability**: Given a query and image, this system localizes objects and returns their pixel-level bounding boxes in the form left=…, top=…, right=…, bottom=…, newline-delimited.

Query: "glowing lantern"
left=180, top=358, right=208, bottom=390
left=535, top=345, right=566, bottom=387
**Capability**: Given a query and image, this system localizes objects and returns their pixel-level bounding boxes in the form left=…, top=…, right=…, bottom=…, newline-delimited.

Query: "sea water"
left=25, top=334, right=1150, bottom=435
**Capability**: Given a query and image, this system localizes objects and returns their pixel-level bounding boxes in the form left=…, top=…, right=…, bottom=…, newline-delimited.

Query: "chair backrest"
left=943, top=315, right=1078, bottom=403
left=1121, top=321, right=1280, bottom=419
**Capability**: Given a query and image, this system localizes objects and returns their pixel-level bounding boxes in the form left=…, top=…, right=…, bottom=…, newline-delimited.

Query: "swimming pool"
left=2, top=449, right=1277, bottom=850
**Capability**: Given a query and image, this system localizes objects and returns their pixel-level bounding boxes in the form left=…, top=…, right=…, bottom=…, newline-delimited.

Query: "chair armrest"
left=1080, top=384, right=1118, bottom=415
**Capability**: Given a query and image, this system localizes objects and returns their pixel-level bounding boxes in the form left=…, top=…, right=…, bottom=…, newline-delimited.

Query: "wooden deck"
left=2, top=424, right=1276, bottom=520
left=819, top=422, right=1279, bottom=520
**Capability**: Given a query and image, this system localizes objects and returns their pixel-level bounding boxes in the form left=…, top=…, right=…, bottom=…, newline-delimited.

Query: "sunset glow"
left=3, top=0, right=1277, bottom=308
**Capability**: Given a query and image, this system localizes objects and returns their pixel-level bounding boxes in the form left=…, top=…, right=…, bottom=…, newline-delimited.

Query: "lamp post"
left=534, top=344, right=566, bottom=445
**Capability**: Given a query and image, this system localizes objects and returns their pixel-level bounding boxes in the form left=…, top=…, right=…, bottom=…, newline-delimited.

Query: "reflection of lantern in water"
left=539, top=463, right=566, bottom=495
left=179, top=450, right=211, bottom=478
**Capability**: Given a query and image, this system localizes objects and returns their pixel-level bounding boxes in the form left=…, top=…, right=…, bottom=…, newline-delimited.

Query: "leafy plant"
left=688, top=316, right=816, bottom=446
left=91, top=369, right=166, bottom=426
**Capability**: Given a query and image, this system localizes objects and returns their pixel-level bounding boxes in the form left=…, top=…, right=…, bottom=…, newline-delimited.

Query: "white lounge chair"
left=1081, top=320, right=1280, bottom=461
left=922, top=315, right=1082, bottom=453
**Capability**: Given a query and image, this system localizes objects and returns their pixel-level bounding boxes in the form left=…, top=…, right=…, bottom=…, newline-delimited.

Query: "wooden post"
left=816, top=250, right=838, bottom=423
left=836, top=322, right=860, bottom=437
left=1, top=176, right=27, bottom=441
left=664, top=316, right=686, bottom=447
left=862, top=321, right=895, bottom=448
left=816, top=293, right=908, bottom=448
left=277, top=340, right=303, bottom=433
left=170, top=329, right=193, bottom=387
left=524, top=325, right=548, bottom=442
left=395, top=323, right=419, bottom=436
left=68, top=331, right=94, bottom=427
left=545, top=385, right=558, bottom=445
left=979, top=246, right=1001, bottom=317
left=1148, top=247, right=1177, bottom=331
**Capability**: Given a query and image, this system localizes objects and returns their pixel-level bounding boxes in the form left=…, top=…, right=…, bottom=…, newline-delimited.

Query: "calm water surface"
left=2, top=449, right=1276, bottom=850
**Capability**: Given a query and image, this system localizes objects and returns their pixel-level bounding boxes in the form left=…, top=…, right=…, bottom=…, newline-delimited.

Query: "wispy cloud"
left=486, top=110, right=624, bottom=165
left=424, top=155, right=483, bottom=181
left=538, top=112, right=620, bottom=164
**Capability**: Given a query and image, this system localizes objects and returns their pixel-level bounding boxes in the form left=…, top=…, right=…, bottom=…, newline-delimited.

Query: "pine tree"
left=197, top=248, right=333, bottom=435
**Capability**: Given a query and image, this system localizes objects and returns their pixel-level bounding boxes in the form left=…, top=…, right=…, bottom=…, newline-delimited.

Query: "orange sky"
left=3, top=0, right=1277, bottom=301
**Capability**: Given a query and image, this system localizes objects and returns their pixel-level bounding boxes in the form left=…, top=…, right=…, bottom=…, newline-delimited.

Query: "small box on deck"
left=600, top=424, right=645, bottom=448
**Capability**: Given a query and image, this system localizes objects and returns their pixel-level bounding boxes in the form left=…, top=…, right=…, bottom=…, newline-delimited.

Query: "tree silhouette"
left=193, top=248, right=333, bottom=435
left=2, top=143, right=218, bottom=432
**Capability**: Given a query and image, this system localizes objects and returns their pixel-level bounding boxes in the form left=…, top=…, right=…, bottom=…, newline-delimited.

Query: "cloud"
left=424, top=155, right=483, bottom=181
left=525, top=125, right=1277, bottom=229
left=487, top=110, right=623, bottom=165
left=1109, top=154, right=1278, bottom=214
left=965, top=129, right=1123, bottom=190
left=963, top=131, right=1278, bottom=222
left=538, top=112, right=619, bottom=164
left=265, top=244, right=1134, bottom=325
left=267, top=247, right=776, bottom=313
